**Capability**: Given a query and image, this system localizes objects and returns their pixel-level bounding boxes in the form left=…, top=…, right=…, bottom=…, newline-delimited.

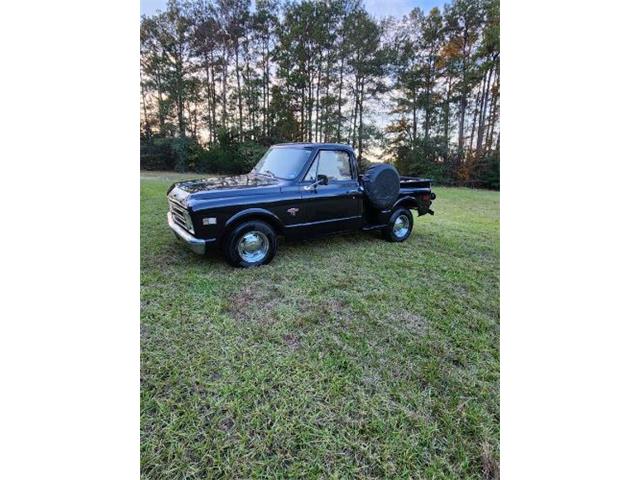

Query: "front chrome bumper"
left=167, top=212, right=209, bottom=254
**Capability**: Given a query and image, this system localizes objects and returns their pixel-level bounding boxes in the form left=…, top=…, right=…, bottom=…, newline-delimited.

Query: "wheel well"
left=395, top=196, right=418, bottom=210
left=223, top=214, right=283, bottom=240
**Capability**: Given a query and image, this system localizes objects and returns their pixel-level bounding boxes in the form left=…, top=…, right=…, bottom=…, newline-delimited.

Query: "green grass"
left=141, top=173, right=500, bottom=479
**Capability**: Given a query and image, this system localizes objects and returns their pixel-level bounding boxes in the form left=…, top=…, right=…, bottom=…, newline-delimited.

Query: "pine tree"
left=140, top=0, right=499, bottom=188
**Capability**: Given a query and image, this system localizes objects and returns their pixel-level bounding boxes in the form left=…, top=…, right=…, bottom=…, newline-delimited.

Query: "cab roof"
left=273, top=142, right=354, bottom=152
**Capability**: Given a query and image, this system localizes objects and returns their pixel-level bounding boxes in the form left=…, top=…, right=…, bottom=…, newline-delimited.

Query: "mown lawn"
left=140, top=172, right=500, bottom=479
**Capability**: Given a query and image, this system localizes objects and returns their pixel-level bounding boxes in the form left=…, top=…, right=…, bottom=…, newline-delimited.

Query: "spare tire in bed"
left=362, top=163, right=400, bottom=210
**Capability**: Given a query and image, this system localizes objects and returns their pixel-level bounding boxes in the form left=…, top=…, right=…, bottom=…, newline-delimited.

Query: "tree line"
left=140, top=0, right=499, bottom=188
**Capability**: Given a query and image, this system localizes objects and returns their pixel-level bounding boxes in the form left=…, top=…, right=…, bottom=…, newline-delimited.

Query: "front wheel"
left=223, top=220, right=277, bottom=268
left=383, top=208, right=413, bottom=242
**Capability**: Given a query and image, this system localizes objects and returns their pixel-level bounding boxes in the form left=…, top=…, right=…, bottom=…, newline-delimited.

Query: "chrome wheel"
left=237, top=231, right=269, bottom=263
left=392, top=214, right=410, bottom=238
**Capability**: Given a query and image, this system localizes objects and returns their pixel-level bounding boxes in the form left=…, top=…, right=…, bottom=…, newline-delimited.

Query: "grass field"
left=141, top=172, right=500, bottom=479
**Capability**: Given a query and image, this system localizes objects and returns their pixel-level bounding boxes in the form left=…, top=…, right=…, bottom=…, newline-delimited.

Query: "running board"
left=361, top=224, right=386, bottom=231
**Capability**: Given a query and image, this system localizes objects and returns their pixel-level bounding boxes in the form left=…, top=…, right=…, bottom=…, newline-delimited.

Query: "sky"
left=140, top=0, right=447, bottom=18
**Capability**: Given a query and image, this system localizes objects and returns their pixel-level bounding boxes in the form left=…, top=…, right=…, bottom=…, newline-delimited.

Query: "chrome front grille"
left=168, top=199, right=194, bottom=234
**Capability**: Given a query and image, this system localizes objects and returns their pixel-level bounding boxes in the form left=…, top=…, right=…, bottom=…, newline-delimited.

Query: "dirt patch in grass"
left=282, top=333, right=300, bottom=350
left=320, top=298, right=348, bottom=316
left=219, top=417, right=235, bottom=433
left=140, top=324, right=151, bottom=341
left=390, top=310, right=429, bottom=335
left=481, top=441, right=500, bottom=480
left=227, top=281, right=351, bottom=327
left=226, top=282, right=285, bottom=324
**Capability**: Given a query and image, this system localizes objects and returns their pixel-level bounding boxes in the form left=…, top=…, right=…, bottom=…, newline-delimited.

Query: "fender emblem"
left=287, top=207, right=299, bottom=216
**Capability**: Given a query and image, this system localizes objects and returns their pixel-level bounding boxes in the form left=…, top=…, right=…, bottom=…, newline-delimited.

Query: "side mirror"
left=304, top=174, right=329, bottom=191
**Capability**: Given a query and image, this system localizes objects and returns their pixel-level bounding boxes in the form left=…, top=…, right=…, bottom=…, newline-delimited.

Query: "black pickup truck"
left=167, top=143, right=435, bottom=267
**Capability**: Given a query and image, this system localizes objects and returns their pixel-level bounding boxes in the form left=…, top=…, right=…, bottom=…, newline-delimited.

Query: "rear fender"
left=394, top=195, right=435, bottom=217
left=393, top=196, right=418, bottom=211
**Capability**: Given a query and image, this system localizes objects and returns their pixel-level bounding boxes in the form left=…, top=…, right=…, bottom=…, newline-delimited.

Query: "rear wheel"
left=383, top=208, right=413, bottom=242
left=223, top=220, right=277, bottom=267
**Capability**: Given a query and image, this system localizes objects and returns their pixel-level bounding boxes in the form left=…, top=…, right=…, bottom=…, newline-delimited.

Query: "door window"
left=303, top=150, right=352, bottom=182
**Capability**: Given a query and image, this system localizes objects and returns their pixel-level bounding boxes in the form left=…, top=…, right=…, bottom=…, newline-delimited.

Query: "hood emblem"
left=287, top=207, right=299, bottom=216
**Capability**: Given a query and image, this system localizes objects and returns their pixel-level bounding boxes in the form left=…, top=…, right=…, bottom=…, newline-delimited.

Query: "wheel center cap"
left=243, top=234, right=261, bottom=251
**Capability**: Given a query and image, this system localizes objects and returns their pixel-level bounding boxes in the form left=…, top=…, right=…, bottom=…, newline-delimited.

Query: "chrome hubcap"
left=393, top=214, right=410, bottom=238
left=237, top=231, right=269, bottom=263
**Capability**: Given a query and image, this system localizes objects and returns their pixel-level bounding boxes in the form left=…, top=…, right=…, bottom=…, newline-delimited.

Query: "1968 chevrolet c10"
left=167, top=143, right=436, bottom=267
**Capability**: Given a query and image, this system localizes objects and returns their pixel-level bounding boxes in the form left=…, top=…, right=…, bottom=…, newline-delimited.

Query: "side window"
left=304, top=150, right=352, bottom=182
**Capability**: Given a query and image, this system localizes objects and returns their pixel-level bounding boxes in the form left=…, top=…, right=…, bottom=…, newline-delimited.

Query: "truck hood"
left=170, top=174, right=282, bottom=203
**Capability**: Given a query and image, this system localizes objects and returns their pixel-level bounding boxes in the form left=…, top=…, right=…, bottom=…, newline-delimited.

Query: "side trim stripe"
left=285, top=215, right=362, bottom=229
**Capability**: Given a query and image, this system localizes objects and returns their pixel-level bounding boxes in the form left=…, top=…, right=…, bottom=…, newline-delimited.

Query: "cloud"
left=140, top=0, right=167, bottom=17
left=364, top=0, right=447, bottom=19
left=141, top=0, right=448, bottom=19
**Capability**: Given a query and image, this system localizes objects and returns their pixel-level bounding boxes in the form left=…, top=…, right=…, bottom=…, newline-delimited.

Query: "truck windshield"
left=252, top=147, right=312, bottom=180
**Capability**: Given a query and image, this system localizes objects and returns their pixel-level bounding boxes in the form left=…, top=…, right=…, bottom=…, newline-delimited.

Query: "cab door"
left=298, top=149, right=363, bottom=235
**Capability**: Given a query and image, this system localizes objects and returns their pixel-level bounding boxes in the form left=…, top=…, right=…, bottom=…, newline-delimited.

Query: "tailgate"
left=399, top=176, right=432, bottom=189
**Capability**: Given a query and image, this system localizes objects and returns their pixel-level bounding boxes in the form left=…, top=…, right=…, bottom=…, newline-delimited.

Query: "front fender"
left=225, top=208, right=284, bottom=232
